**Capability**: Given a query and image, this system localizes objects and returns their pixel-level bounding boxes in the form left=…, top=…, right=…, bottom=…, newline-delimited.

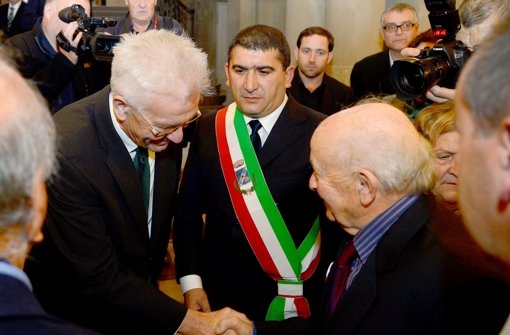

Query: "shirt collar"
left=243, top=94, right=288, bottom=134
left=0, top=259, right=33, bottom=291
left=9, top=1, right=22, bottom=10
left=109, top=92, right=137, bottom=154
left=353, top=194, right=419, bottom=264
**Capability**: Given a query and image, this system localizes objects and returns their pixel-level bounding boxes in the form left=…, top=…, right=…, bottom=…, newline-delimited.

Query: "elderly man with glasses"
left=23, top=29, right=247, bottom=335
left=350, top=2, right=419, bottom=101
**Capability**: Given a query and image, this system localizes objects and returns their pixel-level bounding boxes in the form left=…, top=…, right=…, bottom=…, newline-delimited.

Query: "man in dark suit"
left=216, top=102, right=510, bottom=335
left=350, top=3, right=419, bottom=101
left=24, top=29, right=246, bottom=335
left=0, top=50, right=98, bottom=335
left=0, top=0, right=28, bottom=38
left=173, top=24, right=334, bottom=322
left=288, top=26, right=353, bottom=115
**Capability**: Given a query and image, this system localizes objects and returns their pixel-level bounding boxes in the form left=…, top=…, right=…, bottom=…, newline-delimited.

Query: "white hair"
left=0, top=51, right=56, bottom=231
left=110, top=29, right=213, bottom=110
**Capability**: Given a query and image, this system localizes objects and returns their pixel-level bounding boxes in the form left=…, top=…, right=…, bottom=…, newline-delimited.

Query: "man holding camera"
left=401, top=0, right=510, bottom=103
left=5, top=0, right=110, bottom=113
left=350, top=3, right=419, bottom=101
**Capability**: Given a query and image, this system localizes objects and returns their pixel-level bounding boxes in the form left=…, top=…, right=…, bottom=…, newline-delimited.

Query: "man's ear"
left=26, top=170, right=47, bottom=244
left=285, top=65, right=295, bottom=89
left=497, top=118, right=510, bottom=212
left=357, top=170, right=377, bottom=208
left=224, top=63, right=231, bottom=87
left=112, top=95, right=129, bottom=121
left=327, top=51, right=334, bottom=65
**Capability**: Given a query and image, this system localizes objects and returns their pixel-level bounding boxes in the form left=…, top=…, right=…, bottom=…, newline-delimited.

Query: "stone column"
left=285, top=0, right=325, bottom=63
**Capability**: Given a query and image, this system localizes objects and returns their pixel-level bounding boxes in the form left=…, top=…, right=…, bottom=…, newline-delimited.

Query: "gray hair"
left=459, top=18, right=510, bottom=135
left=0, top=51, right=56, bottom=231
left=460, top=0, right=510, bottom=28
left=110, top=29, right=213, bottom=110
left=381, top=2, right=418, bottom=27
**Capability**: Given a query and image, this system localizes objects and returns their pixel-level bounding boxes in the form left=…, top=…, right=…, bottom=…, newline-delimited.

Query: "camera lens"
left=390, top=57, right=449, bottom=101
left=90, top=34, right=121, bottom=61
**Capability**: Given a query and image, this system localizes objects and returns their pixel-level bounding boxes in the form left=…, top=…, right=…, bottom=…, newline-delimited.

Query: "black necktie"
left=134, top=147, right=150, bottom=213
left=249, top=120, right=263, bottom=156
left=327, top=240, right=357, bottom=318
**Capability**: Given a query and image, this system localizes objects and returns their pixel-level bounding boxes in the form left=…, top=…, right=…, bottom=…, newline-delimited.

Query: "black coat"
left=256, top=195, right=510, bottom=334
left=25, top=86, right=187, bottom=335
left=288, top=68, right=353, bottom=115
left=0, top=2, right=28, bottom=38
left=350, top=50, right=395, bottom=101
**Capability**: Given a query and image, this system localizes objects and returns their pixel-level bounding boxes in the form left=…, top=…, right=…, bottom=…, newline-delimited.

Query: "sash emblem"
left=234, top=159, right=255, bottom=194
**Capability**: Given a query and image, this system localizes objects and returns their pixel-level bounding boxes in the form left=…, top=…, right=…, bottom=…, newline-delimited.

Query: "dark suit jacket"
left=256, top=195, right=510, bottom=334
left=350, top=50, right=395, bottom=101
left=0, top=2, right=28, bottom=38
left=288, top=68, right=353, bottom=115
left=173, top=96, right=333, bottom=320
left=25, top=86, right=187, bottom=335
left=0, top=273, right=99, bottom=334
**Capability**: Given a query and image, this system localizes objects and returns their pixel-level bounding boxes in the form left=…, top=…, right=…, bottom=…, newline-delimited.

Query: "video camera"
left=389, top=0, right=471, bottom=101
left=56, top=4, right=121, bottom=62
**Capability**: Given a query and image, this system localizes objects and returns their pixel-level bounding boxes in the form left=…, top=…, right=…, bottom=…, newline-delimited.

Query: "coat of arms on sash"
left=234, top=159, right=255, bottom=194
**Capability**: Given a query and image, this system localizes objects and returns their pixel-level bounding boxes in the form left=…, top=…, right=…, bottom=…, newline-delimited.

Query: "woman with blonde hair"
left=415, top=101, right=460, bottom=213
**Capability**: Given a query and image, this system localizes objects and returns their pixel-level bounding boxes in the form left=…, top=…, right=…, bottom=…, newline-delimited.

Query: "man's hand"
left=401, top=47, right=456, bottom=102
left=214, top=314, right=254, bottom=335
left=425, top=85, right=456, bottom=103
left=401, top=47, right=421, bottom=58
left=184, top=288, right=211, bottom=312
left=178, top=307, right=252, bottom=335
left=58, top=21, right=82, bottom=64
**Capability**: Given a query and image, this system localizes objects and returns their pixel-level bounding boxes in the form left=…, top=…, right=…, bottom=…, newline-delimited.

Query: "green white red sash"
left=215, top=103, right=321, bottom=320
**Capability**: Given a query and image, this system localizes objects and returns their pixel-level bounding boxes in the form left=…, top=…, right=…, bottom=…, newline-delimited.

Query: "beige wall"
left=218, top=0, right=430, bottom=86
left=99, top=0, right=433, bottom=90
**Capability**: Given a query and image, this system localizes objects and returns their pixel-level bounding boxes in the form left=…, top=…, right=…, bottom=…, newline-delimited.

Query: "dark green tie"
left=134, top=147, right=150, bottom=213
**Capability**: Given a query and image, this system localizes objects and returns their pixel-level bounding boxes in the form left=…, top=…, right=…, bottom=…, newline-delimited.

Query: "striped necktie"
left=7, top=6, right=14, bottom=30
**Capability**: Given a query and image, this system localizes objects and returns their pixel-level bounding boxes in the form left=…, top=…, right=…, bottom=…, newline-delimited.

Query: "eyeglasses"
left=131, top=106, right=201, bottom=137
left=383, top=21, right=416, bottom=33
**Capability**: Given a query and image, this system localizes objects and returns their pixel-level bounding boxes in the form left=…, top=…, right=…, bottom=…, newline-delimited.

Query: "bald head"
left=312, top=103, right=434, bottom=195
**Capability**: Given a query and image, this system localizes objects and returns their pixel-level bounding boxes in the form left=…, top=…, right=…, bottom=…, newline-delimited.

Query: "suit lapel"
left=94, top=87, right=150, bottom=238
left=150, top=144, right=181, bottom=247
left=257, top=97, right=308, bottom=167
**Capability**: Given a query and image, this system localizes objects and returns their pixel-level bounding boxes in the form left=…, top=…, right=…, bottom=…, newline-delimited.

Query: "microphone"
left=58, top=5, right=84, bottom=23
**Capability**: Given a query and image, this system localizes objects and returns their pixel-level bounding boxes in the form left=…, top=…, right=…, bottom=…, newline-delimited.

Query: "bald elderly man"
left=217, top=102, right=510, bottom=335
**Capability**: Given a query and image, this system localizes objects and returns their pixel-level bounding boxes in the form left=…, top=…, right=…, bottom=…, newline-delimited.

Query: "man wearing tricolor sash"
left=173, top=25, right=338, bottom=322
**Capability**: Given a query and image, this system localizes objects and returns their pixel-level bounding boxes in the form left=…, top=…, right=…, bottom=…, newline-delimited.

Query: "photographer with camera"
left=350, top=3, right=420, bottom=101
left=398, top=0, right=510, bottom=103
left=5, top=0, right=111, bottom=113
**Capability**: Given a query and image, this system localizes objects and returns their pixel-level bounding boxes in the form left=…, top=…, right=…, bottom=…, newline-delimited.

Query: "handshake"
left=178, top=307, right=254, bottom=335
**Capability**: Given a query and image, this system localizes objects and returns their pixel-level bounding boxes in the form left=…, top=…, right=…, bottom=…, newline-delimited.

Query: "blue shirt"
left=0, top=258, right=32, bottom=291
left=347, top=194, right=419, bottom=288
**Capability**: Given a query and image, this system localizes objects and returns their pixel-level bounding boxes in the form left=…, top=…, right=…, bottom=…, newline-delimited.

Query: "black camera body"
left=389, top=0, right=471, bottom=101
left=57, top=4, right=120, bottom=62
